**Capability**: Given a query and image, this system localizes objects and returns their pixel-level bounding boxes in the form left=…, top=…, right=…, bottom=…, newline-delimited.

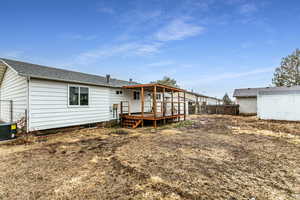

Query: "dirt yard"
left=0, top=115, right=299, bottom=200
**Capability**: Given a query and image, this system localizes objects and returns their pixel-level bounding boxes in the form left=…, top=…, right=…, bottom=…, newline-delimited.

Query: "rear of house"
left=0, top=58, right=143, bottom=132
left=2, top=58, right=216, bottom=132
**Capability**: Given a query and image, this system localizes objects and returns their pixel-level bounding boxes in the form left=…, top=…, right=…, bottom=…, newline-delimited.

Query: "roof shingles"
left=0, top=58, right=136, bottom=88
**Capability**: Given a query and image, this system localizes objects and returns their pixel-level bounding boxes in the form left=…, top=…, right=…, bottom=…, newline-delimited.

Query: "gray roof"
left=186, top=90, right=222, bottom=101
left=234, top=86, right=300, bottom=97
left=0, top=58, right=137, bottom=88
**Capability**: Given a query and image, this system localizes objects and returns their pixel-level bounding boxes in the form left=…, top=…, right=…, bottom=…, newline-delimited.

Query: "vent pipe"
left=106, top=74, right=110, bottom=83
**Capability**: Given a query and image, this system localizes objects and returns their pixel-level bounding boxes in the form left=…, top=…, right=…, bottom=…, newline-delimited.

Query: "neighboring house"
left=233, top=88, right=262, bottom=114
left=185, top=91, right=223, bottom=114
left=234, top=86, right=300, bottom=121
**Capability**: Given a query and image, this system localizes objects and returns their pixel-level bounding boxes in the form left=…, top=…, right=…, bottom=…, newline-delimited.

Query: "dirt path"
left=0, top=115, right=299, bottom=200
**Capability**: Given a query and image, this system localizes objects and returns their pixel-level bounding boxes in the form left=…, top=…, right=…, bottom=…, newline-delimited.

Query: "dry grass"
left=0, top=115, right=299, bottom=200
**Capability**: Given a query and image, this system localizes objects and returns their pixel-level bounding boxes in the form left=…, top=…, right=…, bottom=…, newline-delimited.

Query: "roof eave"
left=18, top=73, right=128, bottom=88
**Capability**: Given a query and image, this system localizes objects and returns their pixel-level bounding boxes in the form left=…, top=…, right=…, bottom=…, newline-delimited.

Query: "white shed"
left=257, top=87, right=300, bottom=121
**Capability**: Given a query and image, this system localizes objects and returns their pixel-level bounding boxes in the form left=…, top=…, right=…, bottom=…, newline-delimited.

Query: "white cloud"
left=239, top=3, right=257, bottom=15
left=154, top=19, right=204, bottom=41
left=64, top=42, right=164, bottom=66
left=97, top=6, right=115, bottom=14
left=185, top=67, right=274, bottom=85
left=147, top=60, right=174, bottom=67
left=59, top=33, right=97, bottom=41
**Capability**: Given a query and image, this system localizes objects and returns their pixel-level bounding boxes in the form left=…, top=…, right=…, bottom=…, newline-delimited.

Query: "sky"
left=0, top=0, right=300, bottom=98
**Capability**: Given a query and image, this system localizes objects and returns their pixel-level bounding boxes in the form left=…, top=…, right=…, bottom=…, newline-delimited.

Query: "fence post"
left=10, top=100, right=13, bottom=122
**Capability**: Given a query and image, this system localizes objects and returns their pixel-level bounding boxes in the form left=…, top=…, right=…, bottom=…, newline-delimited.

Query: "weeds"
left=173, top=120, right=195, bottom=128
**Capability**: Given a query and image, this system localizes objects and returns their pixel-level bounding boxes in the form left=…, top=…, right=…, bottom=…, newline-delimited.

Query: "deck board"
left=121, top=112, right=184, bottom=121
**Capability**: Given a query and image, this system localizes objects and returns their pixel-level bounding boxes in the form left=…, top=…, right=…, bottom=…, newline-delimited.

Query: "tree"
left=151, top=76, right=179, bottom=87
left=272, top=48, right=300, bottom=86
left=222, top=93, right=232, bottom=105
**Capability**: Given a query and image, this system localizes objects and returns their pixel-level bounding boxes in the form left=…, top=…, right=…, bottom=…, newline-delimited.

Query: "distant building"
left=234, top=86, right=300, bottom=121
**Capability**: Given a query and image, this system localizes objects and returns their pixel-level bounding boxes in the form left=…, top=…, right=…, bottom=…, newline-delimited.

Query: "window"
left=69, top=86, right=89, bottom=106
left=69, top=87, right=79, bottom=105
left=133, top=91, right=140, bottom=100
left=156, top=94, right=161, bottom=100
left=80, top=87, right=89, bottom=105
left=116, top=90, right=123, bottom=95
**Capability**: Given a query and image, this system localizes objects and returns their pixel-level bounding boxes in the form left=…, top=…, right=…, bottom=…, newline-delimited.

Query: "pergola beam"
left=123, top=83, right=184, bottom=93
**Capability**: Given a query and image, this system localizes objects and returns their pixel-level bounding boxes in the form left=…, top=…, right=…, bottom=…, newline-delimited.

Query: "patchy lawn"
left=0, top=115, right=299, bottom=200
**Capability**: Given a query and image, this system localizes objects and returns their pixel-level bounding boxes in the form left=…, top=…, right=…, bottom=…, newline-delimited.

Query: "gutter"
left=26, top=76, right=30, bottom=133
left=17, top=73, right=132, bottom=89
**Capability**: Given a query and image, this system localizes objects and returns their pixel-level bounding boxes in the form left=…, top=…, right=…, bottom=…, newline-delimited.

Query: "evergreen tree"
left=151, top=76, right=178, bottom=87
left=223, top=93, right=232, bottom=105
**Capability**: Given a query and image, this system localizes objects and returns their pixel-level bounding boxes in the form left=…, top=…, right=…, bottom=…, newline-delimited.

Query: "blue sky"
left=0, top=0, right=299, bottom=98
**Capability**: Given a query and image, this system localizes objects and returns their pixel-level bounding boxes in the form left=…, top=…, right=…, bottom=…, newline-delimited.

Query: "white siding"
left=258, top=93, right=300, bottom=121
left=0, top=67, right=27, bottom=122
left=29, top=79, right=111, bottom=131
left=108, top=89, right=153, bottom=117
left=108, top=89, right=129, bottom=119
left=236, top=97, right=257, bottom=114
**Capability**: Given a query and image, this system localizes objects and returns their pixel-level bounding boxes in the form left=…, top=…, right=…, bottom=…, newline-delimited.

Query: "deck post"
left=120, top=101, right=123, bottom=115
left=163, top=88, right=166, bottom=124
left=196, top=96, right=199, bottom=114
left=184, top=92, right=186, bottom=121
left=171, top=90, right=174, bottom=116
left=128, top=101, right=131, bottom=116
left=153, top=85, right=157, bottom=128
left=141, top=87, right=144, bottom=127
left=178, top=92, right=180, bottom=122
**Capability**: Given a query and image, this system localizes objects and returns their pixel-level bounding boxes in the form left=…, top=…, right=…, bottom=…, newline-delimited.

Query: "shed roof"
left=234, top=86, right=300, bottom=97
left=0, top=58, right=137, bottom=88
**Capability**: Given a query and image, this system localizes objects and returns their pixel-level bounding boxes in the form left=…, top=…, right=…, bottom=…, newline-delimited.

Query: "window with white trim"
left=116, top=90, right=123, bottom=95
left=69, top=86, right=89, bottom=106
left=133, top=91, right=140, bottom=100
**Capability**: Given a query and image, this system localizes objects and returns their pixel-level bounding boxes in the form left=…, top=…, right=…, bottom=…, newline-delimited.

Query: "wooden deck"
left=120, top=112, right=185, bottom=128
left=120, top=83, right=187, bottom=128
left=121, top=113, right=184, bottom=120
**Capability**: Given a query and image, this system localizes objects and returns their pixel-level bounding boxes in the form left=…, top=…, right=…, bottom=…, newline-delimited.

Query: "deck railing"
left=120, top=101, right=130, bottom=115
left=120, top=100, right=185, bottom=117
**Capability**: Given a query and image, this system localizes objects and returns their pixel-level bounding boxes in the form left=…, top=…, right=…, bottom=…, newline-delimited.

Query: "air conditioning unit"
left=0, top=123, right=17, bottom=141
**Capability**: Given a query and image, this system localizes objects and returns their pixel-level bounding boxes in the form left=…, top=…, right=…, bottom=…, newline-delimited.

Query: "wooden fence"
left=201, top=104, right=239, bottom=115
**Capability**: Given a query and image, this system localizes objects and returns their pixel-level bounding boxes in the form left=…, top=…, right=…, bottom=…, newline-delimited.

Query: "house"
left=233, top=87, right=262, bottom=115
left=185, top=91, right=223, bottom=114
left=234, top=86, right=300, bottom=121
left=0, top=58, right=217, bottom=131
left=0, top=58, right=144, bottom=132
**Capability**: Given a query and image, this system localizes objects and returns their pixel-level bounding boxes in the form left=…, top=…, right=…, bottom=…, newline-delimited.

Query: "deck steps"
left=122, top=119, right=142, bottom=128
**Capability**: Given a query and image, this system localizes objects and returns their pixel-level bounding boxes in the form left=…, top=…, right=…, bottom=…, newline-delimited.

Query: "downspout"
left=26, top=76, right=30, bottom=133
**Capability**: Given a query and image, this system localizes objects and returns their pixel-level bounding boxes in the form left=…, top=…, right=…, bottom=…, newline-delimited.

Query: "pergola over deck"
left=121, top=83, right=186, bottom=128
